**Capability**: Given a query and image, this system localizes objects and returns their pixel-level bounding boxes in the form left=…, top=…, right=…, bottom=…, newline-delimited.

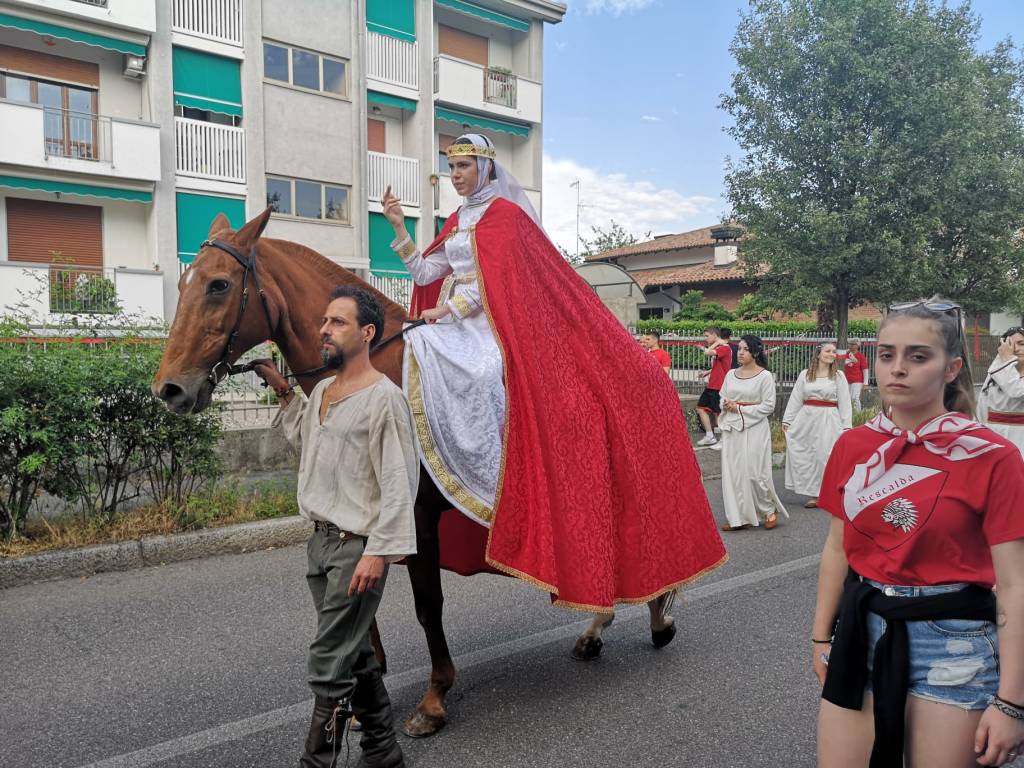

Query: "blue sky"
left=539, top=0, right=1024, bottom=252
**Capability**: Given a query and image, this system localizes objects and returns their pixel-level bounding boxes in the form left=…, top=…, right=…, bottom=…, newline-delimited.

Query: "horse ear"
left=207, top=213, right=232, bottom=238
left=235, top=207, right=273, bottom=249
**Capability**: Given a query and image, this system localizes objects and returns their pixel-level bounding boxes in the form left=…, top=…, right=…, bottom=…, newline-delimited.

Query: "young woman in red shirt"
left=811, top=300, right=1024, bottom=768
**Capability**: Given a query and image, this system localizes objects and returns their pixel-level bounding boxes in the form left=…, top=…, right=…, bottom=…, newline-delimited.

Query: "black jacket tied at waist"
left=822, top=571, right=996, bottom=768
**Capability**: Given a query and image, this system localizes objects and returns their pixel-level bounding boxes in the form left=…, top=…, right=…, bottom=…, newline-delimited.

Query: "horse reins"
left=199, top=238, right=427, bottom=386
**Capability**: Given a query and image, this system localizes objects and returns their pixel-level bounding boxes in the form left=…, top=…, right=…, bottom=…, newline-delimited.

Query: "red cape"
left=410, top=199, right=726, bottom=610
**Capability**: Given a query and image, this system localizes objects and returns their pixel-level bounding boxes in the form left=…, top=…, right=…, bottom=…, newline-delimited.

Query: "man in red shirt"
left=639, top=331, right=672, bottom=375
left=696, top=325, right=733, bottom=446
left=839, top=340, right=870, bottom=411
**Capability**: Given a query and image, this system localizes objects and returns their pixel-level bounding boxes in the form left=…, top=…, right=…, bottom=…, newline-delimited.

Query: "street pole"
left=570, top=179, right=580, bottom=259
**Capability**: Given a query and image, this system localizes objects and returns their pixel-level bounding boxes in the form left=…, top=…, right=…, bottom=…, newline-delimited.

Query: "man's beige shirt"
left=275, top=376, right=418, bottom=560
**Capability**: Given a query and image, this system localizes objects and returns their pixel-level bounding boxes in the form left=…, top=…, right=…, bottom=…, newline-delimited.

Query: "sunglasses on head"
left=1002, top=326, right=1024, bottom=340
left=888, top=300, right=961, bottom=315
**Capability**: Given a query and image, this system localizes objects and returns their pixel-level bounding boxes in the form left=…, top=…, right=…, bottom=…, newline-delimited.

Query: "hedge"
left=636, top=318, right=881, bottom=337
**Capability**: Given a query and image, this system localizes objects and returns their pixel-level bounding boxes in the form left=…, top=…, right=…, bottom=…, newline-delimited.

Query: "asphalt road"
left=1, top=472, right=830, bottom=768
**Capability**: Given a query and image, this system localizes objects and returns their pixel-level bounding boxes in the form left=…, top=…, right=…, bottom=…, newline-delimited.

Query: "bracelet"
left=274, top=383, right=294, bottom=398
left=989, top=696, right=1024, bottom=721
left=811, top=637, right=832, bottom=644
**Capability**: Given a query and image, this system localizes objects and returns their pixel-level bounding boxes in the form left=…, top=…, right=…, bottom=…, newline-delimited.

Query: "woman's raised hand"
left=382, top=185, right=405, bottom=230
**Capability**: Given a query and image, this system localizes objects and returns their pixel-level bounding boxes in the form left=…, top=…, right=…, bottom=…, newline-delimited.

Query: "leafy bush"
left=637, top=317, right=880, bottom=337
left=672, top=290, right=735, bottom=322
left=0, top=335, right=222, bottom=540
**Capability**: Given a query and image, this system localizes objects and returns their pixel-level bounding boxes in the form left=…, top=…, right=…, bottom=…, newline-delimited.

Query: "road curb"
left=0, top=516, right=311, bottom=590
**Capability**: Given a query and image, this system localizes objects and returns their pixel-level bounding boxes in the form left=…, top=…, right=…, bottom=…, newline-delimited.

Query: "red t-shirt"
left=707, top=344, right=732, bottom=390
left=650, top=348, right=671, bottom=370
left=840, top=352, right=869, bottom=384
left=817, top=423, right=1024, bottom=587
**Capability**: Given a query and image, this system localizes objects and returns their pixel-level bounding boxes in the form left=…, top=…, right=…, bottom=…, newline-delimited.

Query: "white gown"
left=977, top=357, right=1024, bottom=456
left=782, top=371, right=853, bottom=496
left=395, top=199, right=505, bottom=526
left=718, top=369, right=788, bottom=527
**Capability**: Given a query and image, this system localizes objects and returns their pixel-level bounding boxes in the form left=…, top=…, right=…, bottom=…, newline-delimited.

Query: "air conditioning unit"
left=123, top=54, right=146, bottom=79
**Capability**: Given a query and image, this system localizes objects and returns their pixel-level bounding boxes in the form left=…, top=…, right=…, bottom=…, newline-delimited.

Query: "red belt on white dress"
left=987, top=410, right=1024, bottom=425
left=804, top=399, right=838, bottom=408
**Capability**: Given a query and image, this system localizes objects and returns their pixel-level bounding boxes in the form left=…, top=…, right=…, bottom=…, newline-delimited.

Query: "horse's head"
left=153, top=207, right=275, bottom=413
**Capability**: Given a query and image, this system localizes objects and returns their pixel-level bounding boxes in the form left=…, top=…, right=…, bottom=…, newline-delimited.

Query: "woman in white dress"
left=782, top=343, right=853, bottom=508
left=719, top=335, right=788, bottom=531
left=382, top=135, right=513, bottom=522
left=977, top=326, right=1024, bottom=455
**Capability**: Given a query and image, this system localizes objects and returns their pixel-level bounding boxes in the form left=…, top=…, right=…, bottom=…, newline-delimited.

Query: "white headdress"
left=448, top=133, right=542, bottom=228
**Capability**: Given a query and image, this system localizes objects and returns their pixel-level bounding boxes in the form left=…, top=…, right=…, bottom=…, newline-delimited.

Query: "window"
left=262, top=41, right=348, bottom=97
left=266, top=176, right=350, bottom=224
left=0, top=73, right=99, bottom=160
left=263, top=43, right=288, bottom=82
left=639, top=307, right=666, bottom=320
left=266, top=177, right=291, bottom=215
left=437, top=134, right=456, bottom=172
left=174, top=105, right=241, bottom=127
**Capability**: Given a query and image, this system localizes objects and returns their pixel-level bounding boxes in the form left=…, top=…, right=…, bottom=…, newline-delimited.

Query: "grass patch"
left=0, top=481, right=298, bottom=560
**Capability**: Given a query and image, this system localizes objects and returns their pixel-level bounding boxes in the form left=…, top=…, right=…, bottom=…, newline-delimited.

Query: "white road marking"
left=74, top=553, right=821, bottom=768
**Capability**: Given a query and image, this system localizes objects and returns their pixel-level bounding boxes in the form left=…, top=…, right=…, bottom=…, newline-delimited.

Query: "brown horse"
left=152, top=208, right=678, bottom=737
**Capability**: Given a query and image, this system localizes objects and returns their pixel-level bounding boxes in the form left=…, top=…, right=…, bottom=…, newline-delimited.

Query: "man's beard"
left=321, top=342, right=344, bottom=369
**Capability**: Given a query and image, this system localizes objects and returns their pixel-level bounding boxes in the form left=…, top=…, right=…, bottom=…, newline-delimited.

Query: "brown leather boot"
left=299, top=695, right=352, bottom=768
left=351, top=671, right=405, bottom=768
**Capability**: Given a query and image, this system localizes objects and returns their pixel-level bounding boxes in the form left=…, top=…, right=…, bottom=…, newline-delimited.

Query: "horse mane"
left=259, top=236, right=409, bottom=319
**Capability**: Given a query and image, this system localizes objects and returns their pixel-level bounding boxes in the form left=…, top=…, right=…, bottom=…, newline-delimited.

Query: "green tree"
left=722, top=0, right=1024, bottom=344
left=559, top=220, right=652, bottom=265
left=672, top=289, right=735, bottom=321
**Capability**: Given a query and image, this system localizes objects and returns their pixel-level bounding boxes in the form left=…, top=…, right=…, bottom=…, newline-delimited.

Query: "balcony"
left=172, top=0, right=242, bottom=47
left=366, top=30, right=418, bottom=91
left=433, top=55, right=541, bottom=124
left=174, top=117, right=245, bottom=184
left=0, top=99, right=160, bottom=182
left=3, top=0, right=156, bottom=34
left=0, top=262, right=164, bottom=321
left=368, top=151, right=420, bottom=208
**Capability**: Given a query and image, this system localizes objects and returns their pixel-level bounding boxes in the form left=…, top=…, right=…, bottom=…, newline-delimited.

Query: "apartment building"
left=0, top=0, right=564, bottom=324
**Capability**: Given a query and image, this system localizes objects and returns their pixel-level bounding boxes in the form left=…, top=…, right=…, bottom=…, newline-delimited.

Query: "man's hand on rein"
left=250, top=358, right=289, bottom=391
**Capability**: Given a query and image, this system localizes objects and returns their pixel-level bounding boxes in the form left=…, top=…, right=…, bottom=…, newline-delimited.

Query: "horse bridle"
left=198, top=238, right=426, bottom=388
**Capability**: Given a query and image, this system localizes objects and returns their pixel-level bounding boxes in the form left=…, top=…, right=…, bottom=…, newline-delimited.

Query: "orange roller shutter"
left=368, top=118, right=386, bottom=153
left=437, top=24, right=488, bottom=67
left=6, top=197, right=103, bottom=267
left=0, top=44, right=99, bottom=87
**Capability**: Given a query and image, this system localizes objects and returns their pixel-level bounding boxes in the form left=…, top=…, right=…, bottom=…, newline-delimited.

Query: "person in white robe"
left=782, top=343, right=853, bottom=507
left=977, top=327, right=1024, bottom=455
left=381, top=133, right=541, bottom=526
left=719, top=335, right=788, bottom=531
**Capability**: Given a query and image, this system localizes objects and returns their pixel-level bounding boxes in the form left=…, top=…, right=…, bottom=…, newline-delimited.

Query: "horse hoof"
left=571, top=635, right=603, bottom=661
left=651, top=621, right=677, bottom=649
left=403, top=710, right=447, bottom=739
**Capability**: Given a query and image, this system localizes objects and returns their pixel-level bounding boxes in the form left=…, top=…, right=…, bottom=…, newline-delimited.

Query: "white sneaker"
left=697, top=433, right=717, bottom=446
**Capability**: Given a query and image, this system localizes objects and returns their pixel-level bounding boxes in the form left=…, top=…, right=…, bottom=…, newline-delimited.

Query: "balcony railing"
left=44, top=109, right=111, bottom=162
left=366, top=30, right=418, bottom=90
left=484, top=69, right=517, bottom=109
left=369, top=271, right=413, bottom=309
left=172, top=0, right=243, bottom=47
left=72, top=0, right=109, bottom=6
left=368, top=151, right=420, bottom=207
left=175, top=117, right=246, bottom=183
left=48, top=265, right=119, bottom=315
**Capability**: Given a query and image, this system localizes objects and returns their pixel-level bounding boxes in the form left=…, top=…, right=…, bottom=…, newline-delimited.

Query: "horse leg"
left=648, top=588, right=679, bottom=648
left=403, top=479, right=455, bottom=738
left=571, top=611, right=615, bottom=661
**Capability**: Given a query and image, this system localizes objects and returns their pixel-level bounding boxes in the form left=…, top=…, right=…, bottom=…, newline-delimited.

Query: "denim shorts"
left=864, top=581, right=1000, bottom=711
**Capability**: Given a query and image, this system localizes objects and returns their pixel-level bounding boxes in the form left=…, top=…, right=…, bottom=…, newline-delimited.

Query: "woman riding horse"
left=384, top=132, right=726, bottom=613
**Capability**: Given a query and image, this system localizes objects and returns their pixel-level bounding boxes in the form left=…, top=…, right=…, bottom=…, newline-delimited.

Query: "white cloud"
left=541, top=154, right=720, bottom=255
left=640, top=115, right=661, bottom=122
left=577, top=0, right=657, bottom=15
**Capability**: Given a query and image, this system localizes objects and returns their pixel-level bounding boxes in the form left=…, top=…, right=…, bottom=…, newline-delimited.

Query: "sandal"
left=764, top=514, right=778, bottom=530
left=803, top=499, right=818, bottom=509
left=720, top=523, right=752, bottom=532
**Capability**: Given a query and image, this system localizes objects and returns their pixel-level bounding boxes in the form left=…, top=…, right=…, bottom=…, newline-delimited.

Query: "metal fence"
left=651, top=330, right=1002, bottom=394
